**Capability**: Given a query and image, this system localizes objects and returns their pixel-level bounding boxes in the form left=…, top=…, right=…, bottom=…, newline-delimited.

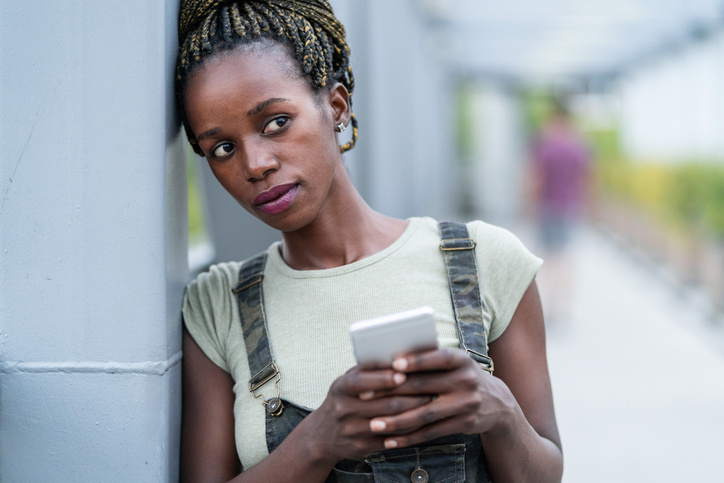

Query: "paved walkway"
left=536, top=228, right=724, bottom=482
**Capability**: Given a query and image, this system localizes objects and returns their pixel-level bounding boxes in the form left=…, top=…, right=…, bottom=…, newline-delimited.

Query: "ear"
left=326, top=82, right=351, bottom=128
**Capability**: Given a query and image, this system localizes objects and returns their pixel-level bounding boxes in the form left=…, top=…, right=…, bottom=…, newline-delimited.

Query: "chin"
left=255, top=209, right=314, bottom=234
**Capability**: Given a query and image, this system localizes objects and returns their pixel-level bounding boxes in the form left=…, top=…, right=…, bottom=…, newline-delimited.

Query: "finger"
left=355, top=395, right=433, bottom=418
left=357, top=360, right=393, bottom=371
left=371, top=362, right=488, bottom=400
left=382, top=416, right=469, bottom=449
left=396, top=372, right=455, bottom=395
left=368, top=394, right=470, bottom=435
left=392, top=348, right=469, bottom=373
left=336, top=368, right=407, bottom=396
left=370, top=371, right=459, bottom=398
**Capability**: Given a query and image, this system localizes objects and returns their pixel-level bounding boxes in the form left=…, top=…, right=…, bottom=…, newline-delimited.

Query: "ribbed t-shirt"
left=182, top=217, right=542, bottom=469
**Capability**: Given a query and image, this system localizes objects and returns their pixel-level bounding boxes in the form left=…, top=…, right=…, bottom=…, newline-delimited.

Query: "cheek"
left=305, top=124, right=341, bottom=171
left=207, top=162, right=251, bottom=205
left=297, top=106, right=338, bottom=156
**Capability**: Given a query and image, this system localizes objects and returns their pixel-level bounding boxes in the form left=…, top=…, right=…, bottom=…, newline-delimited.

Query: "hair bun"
left=179, top=0, right=225, bottom=44
left=179, top=0, right=336, bottom=45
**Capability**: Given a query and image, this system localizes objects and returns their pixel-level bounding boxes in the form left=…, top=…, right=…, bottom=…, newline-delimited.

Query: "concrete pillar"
left=0, top=1, right=185, bottom=481
left=361, top=0, right=457, bottom=220
left=469, top=83, right=526, bottom=225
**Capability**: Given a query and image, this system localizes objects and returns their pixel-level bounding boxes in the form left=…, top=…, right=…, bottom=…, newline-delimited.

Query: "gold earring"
left=337, top=122, right=347, bottom=133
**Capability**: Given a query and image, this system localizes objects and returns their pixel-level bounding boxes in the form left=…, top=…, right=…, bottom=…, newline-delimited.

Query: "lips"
left=254, top=183, right=300, bottom=215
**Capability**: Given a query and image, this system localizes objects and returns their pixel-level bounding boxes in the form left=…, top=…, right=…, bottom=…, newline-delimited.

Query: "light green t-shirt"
left=182, top=217, right=542, bottom=469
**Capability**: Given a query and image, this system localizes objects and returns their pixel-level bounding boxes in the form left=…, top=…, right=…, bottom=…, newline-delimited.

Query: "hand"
left=365, top=348, right=515, bottom=449
left=302, top=365, right=433, bottom=465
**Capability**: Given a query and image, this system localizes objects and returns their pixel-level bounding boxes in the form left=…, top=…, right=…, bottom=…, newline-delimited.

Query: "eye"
left=263, top=116, right=289, bottom=134
left=211, top=142, right=235, bottom=158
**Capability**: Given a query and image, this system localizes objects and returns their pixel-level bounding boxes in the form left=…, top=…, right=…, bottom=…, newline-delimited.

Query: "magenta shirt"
left=533, top=126, right=590, bottom=216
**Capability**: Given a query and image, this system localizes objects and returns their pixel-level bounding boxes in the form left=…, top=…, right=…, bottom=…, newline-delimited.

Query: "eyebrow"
left=247, top=97, right=290, bottom=117
left=196, top=127, right=221, bottom=142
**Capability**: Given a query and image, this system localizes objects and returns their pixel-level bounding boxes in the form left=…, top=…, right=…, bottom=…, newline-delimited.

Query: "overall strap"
left=438, top=221, right=494, bottom=374
left=232, top=252, right=284, bottom=416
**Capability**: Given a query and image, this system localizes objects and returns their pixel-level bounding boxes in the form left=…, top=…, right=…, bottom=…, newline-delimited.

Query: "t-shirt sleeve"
left=468, top=221, right=543, bottom=342
left=182, top=263, right=239, bottom=373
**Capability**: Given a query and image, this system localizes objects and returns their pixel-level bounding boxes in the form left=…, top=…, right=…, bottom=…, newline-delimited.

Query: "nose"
left=241, top=141, right=279, bottom=182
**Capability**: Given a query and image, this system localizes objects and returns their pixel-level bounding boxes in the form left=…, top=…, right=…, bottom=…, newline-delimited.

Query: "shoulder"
left=466, top=220, right=536, bottom=262
left=186, top=261, right=244, bottom=301
left=182, top=259, right=247, bottom=372
left=465, top=220, right=542, bottom=341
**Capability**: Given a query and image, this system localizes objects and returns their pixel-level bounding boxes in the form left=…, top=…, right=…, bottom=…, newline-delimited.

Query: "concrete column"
left=338, top=0, right=457, bottom=220
left=469, top=83, right=526, bottom=225
left=0, top=1, right=185, bottom=481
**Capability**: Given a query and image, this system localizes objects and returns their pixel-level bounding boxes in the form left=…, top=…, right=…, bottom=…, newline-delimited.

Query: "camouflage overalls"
left=232, top=222, right=495, bottom=482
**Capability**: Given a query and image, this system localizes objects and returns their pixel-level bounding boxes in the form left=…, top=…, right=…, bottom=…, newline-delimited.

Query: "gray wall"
left=353, top=0, right=456, bottom=220
left=0, top=1, right=185, bottom=481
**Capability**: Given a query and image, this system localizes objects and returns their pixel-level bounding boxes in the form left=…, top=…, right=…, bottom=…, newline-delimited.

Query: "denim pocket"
left=328, top=466, right=376, bottom=482
left=367, top=443, right=466, bottom=483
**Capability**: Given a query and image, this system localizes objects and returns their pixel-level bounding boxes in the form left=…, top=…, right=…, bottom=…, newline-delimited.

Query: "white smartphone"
left=349, top=306, right=439, bottom=366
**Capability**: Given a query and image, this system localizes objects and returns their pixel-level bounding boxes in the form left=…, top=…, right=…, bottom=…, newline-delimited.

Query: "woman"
left=177, top=1, right=562, bottom=482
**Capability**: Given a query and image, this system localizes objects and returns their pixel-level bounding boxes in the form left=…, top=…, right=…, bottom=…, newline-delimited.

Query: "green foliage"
left=188, top=148, right=208, bottom=245
left=455, top=83, right=476, bottom=162
left=588, top=129, right=621, bottom=162
left=598, top=156, right=724, bottom=238
left=521, top=89, right=554, bottom=133
left=667, top=164, right=708, bottom=228
left=679, top=163, right=724, bottom=235
left=704, top=168, right=724, bottom=234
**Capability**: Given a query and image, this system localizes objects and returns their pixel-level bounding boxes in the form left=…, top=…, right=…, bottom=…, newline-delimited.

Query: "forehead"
left=184, top=46, right=312, bottom=122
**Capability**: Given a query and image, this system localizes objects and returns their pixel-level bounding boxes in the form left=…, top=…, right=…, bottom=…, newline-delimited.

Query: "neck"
left=280, top=167, right=408, bottom=270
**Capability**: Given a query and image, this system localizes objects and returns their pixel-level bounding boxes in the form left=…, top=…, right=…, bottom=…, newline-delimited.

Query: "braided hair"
left=176, top=0, right=358, bottom=156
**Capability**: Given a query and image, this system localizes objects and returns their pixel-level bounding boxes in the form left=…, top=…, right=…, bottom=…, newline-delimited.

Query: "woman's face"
left=183, top=43, right=348, bottom=232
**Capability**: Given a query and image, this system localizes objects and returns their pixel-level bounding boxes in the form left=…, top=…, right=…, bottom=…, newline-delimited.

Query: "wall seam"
left=0, top=350, right=182, bottom=375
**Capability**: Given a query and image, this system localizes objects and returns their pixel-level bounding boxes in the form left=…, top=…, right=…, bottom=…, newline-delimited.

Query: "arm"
left=180, top=327, right=429, bottom=483
left=180, top=327, right=240, bottom=482
left=180, top=327, right=333, bottom=483
left=481, top=279, right=563, bottom=482
left=364, top=280, right=563, bottom=482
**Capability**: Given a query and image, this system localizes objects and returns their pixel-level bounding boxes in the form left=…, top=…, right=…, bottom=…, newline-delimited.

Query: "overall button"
left=411, top=468, right=429, bottom=483
left=266, top=398, right=283, bottom=416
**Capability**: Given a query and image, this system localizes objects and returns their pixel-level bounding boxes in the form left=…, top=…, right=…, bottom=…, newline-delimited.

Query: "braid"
left=176, top=0, right=357, bottom=155
left=220, top=6, right=233, bottom=43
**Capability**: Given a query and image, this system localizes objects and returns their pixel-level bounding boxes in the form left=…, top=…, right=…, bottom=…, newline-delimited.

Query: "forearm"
left=480, top=402, right=563, bottom=483
left=226, top=415, right=336, bottom=483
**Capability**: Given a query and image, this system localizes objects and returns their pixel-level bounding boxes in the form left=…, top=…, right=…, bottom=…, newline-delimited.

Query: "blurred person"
left=529, top=98, right=591, bottom=328
left=176, top=1, right=562, bottom=482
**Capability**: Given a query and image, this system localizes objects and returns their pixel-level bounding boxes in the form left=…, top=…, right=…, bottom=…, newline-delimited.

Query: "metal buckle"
left=439, top=238, right=476, bottom=251
left=466, top=349, right=494, bottom=375
left=248, top=362, right=284, bottom=416
left=232, top=274, right=264, bottom=293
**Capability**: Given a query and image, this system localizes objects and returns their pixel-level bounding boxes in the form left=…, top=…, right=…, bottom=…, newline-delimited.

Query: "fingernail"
left=393, top=372, right=406, bottom=385
left=370, top=420, right=386, bottom=432
left=359, top=391, right=375, bottom=400
left=384, top=439, right=398, bottom=449
left=393, top=359, right=408, bottom=371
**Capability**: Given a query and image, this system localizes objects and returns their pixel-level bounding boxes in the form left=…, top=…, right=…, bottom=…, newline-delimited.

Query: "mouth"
left=254, top=183, right=300, bottom=215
